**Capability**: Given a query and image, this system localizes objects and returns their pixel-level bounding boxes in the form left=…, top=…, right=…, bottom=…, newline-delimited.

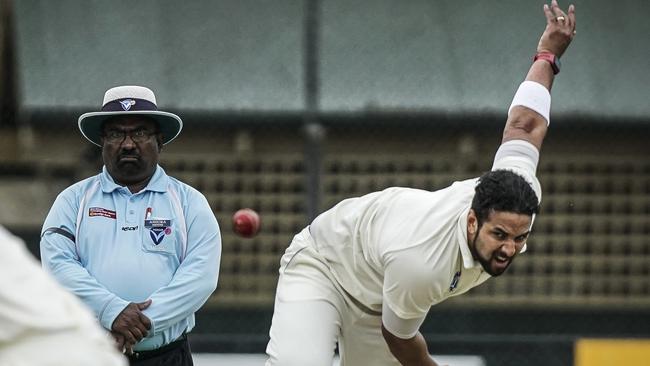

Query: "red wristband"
left=533, top=52, right=561, bottom=75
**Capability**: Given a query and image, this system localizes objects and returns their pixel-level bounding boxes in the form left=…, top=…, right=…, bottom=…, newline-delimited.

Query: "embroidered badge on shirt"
left=145, top=219, right=171, bottom=245
left=89, top=207, right=117, bottom=219
left=449, top=271, right=461, bottom=291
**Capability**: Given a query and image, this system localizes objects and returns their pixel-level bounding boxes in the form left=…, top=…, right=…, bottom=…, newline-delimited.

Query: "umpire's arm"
left=40, top=189, right=131, bottom=330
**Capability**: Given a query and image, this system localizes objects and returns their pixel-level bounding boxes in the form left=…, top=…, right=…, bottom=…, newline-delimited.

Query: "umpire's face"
left=467, top=210, right=532, bottom=276
left=101, top=116, right=163, bottom=189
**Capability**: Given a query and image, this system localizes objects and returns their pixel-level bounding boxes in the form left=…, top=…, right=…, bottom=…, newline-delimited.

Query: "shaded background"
left=1, top=0, right=649, bottom=365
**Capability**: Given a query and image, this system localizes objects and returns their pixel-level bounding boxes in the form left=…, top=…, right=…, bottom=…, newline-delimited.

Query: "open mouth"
left=493, top=254, right=511, bottom=269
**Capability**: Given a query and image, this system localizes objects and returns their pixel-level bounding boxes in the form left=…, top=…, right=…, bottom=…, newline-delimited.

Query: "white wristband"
left=508, top=81, right=551, bottom=126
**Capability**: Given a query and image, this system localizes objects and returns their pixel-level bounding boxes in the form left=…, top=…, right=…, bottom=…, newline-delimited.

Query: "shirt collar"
left=457, top=206, right=482, bottom=269
left=100, top=165, right=168, bottom=194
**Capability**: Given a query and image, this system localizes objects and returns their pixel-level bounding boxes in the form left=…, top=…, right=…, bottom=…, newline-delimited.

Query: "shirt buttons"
left=125, top=205, right=137, bottom=223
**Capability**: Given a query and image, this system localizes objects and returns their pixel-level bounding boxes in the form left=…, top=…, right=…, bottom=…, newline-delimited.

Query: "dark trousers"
left=128, top=334, right=193, bottom=366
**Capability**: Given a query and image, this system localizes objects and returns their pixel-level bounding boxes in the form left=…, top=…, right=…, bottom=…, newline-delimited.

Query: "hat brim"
left=78, top=111, right=183, bottom=147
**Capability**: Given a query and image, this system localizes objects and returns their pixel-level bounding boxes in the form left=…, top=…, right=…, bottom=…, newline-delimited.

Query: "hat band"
left=101, top=98, right=158, bottom=112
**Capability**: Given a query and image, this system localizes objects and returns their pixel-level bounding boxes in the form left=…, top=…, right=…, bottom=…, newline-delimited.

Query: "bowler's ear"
left=467, top=209, right=478, bottom=236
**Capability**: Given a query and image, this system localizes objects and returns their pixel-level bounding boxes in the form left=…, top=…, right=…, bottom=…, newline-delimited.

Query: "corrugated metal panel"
left=13, top=0, right=304, bottom=111
left=12, top=0, right=650, bottom=119
left=320, top=0, right=650, bottom=119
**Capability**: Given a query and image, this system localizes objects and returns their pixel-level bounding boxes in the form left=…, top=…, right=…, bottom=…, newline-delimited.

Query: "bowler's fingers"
left=546, top=0, right=576, bottom=36
left=543, top=4, right=555, bottom=24
left=551, top=0, right=569, bottom=25
left=568, top=4, right=577, bottom=32
left=551, top=0, right=566, bottom=17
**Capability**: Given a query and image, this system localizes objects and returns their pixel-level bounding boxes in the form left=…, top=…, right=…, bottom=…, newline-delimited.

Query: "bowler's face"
left=467, top=210, right=532, bottom=276
left=101, top=116, right=162, bottom=189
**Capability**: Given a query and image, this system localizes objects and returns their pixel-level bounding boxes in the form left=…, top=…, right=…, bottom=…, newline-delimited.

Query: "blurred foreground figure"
left=0, top=225, right=126, bottom=366
left=266, top=1, right=577, bottom=365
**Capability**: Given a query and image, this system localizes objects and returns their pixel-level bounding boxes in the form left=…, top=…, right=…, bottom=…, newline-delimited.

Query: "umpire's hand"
left=111, top=299, right=152, bottom=349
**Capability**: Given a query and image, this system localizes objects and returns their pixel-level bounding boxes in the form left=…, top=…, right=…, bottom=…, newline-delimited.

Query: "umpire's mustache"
left=117, top=149, right=140, bottom=161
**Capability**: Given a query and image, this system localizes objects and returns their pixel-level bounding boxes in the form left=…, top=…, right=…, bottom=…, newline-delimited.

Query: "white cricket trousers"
left=265, top=228, right=400, bottom=366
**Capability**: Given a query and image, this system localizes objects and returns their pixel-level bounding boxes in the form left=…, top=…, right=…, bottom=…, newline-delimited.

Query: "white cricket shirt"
left=0, top=225, right=126, bottom=365
left=310, top=143, right=541, bottom=321
left=310, top=181, right=489, bottom=320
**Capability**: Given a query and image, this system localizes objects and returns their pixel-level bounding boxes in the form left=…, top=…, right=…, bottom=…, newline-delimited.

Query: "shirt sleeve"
left=491, top=139, right=543, bottom=253
left=491, top=139, right=542, bottom=202
left=142, top=190, right=221, bottom=335
left=381, top=301, right=427, bottom=339
left=40, top=188, right=129, bottom=330
left=382, top=245, right=443, bottom=321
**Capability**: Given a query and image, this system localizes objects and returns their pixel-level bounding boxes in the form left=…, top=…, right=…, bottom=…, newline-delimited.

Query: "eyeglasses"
left=102, top=129, right=158, bottom=144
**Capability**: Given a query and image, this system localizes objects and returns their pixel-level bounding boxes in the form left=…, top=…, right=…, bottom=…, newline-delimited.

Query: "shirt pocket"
left=141, top=217, right=178, bottom=256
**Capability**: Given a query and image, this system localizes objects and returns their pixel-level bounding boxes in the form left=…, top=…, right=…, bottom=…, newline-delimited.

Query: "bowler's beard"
left=469, top=231, right=511, bottom=277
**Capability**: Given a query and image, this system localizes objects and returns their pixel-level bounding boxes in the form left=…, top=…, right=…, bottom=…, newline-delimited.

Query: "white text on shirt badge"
left=144, top=218, right=172, bottom=245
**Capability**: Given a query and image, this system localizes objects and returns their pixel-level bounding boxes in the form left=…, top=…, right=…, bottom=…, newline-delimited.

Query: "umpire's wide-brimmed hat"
left=78, top=85, right=183, bottom=146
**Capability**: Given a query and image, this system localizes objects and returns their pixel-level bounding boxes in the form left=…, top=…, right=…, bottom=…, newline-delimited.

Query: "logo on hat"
left=119, top=99, right=136, bottom=111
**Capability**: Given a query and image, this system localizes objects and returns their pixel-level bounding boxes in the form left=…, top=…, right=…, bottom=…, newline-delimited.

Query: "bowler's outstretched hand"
left=538, top=0, right=576, bottom=57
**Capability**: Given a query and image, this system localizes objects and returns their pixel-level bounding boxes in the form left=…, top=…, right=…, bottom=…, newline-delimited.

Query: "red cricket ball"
left=232, top=208, right=261, bottom=238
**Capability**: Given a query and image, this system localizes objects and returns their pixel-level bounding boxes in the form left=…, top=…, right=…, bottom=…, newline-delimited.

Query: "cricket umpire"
left=40, top=85, right=221, bottom=365
left=265, top=1, right=577, bottom=365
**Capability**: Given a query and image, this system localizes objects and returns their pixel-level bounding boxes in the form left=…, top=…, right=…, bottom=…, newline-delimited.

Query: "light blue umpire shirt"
left=40, top=165, right=221, bottom=351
